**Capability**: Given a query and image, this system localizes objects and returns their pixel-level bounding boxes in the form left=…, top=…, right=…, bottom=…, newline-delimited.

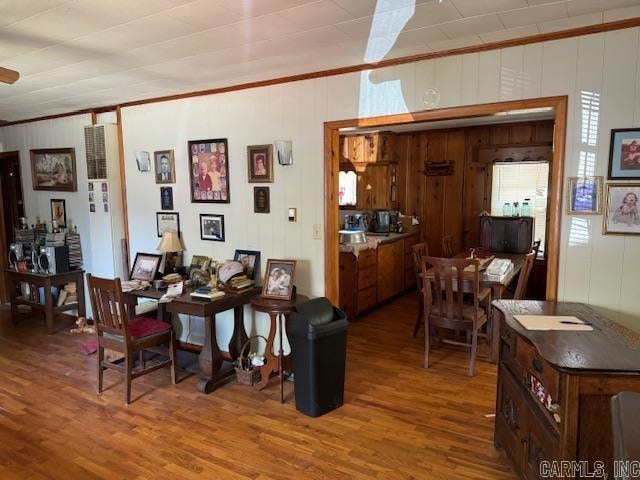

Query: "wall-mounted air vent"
left=84, top=125, right=108, bottom=180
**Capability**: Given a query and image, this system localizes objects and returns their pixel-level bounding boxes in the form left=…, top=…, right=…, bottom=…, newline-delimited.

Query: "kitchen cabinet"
left=356, top=164, right=396, bottom=210
left=339, top=234, right=417, bottom=319
left=340, top=132, right=397, bottom=164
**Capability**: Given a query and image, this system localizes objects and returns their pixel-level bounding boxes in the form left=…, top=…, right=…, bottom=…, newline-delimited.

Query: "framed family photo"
left=188, top=139, right=229, bottom=203
left=233, top=249, right=261, bottom=280
left=130, top=253, right=162, bottom=282
left=30, top=148, right=77, bottom=191
left=254, top=186, right=270, bottom=213
left=262, top=259, right=296, bottom=300
left=567, top=176, right=602, bottom=215
left=200, top=214, right=225, bottom=241
left=154, top=150, right=175, bottom=184
left=50, top=199, right=67, bottom=228
left=156, top=212, right=180, bottom=237
left=604, top=183, right=640, bottom=235
left=608, top=129, right=640, bottom=179
left=247, top=144, right=273, bottom=183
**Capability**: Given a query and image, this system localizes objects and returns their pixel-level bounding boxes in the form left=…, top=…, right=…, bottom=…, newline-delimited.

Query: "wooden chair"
left=505, top=250, right=536, bottom=300
left=442, top=235, right=454, bottom=258
left=420, top=256, right=489, bottom=376
left=86, top=274, right=177, bottom=404
left=411, top=242, right=429, bottom=338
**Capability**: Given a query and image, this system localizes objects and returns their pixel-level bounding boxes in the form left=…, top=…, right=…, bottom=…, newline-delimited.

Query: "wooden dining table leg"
left=489, top=285, right=506, bottom=363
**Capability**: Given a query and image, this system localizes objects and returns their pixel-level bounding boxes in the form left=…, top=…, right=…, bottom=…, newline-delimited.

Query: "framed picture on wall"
left=608, top=129, right=640, bottom=179
left=154, top=150, right=175, bottom=184
left=160, top=186, right=173, bottom=210
left=566, top=176, right=602, bottom=215
left=254, top=186, right=270, bottom=213
left=188, top=139, right=229, bottom=203
left=247, top=144, right=273, bottom=182
left=603, top=183, right=640, bottom=235
left=200, top=214, right=224, bottom=241
left=156, top=212, right=180, bottom=237
left=262, top=259, right=296, bottom=300
left=50, top=199, right=67, bottom=228
left=30, top=148, right=77, bottom=191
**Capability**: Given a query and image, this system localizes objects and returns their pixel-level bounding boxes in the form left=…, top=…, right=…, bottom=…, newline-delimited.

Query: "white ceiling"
left=1, top=0, right=639, bottom=122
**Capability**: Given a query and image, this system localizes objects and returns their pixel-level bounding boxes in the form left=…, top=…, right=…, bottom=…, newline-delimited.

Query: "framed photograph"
left=160, top=186, right=173, bottom=210
left=130, top=253, right=162, bottom=282
left=50, top=199, right=67, bottom=228
left=154, top=150, right=175, bottom=184
left=135, top=151, right=151, bottom=172
left=262, top=259, right=296, bottom=300
left=234, top=250, right=261, bottom=280
left=604, top=183, right=640, bottom=235
left=190, top=255, right=211, bottom=271
left=567, top=176, right=603, bottom=215
left=30, top=148, right=77, bottom=191
left=254, top=186, right=270, bottom=213
left=156, top=212, right=180, bottom=238
left=188, top=139, right=229, bottom=203
left=247, top=144, right=273, bottom=183
left=200, top=214, right=224, bottom=241
left=608, top=129, right=640, bottom=179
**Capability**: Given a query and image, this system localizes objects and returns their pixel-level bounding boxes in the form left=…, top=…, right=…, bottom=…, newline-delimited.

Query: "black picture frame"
left=188, top=138, right=230, bottom=203
left=233, top=249, right=261, bottom=280
left=200, top=214, right=225, bottom=241
left=50, top=198, right=67, bottom=228
left=130, top=252, right=162, bottom=282
left=160, top=186, right=173, bottom=210
left=156, top=212, right=180, bottom=237
left=254, top=186, right=270, bottom=213
left=608, top=128, right=640, bottom=180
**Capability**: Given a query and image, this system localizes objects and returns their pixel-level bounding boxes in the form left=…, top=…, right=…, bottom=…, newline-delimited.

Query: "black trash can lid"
left=293, top=297, right=334, bottom=327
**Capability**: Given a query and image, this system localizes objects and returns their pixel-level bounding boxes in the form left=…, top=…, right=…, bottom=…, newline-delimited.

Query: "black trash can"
left=290, top=297, right=348, bottom=417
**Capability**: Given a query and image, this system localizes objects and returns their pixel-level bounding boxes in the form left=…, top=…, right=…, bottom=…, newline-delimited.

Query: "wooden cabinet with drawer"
left=339, top=250, right=378, bottom=319
left=492, top=301, right=640, bottom=480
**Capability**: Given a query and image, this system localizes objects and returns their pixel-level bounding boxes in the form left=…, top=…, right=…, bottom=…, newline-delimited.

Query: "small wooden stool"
left=251, top=294, right=309, bottom=402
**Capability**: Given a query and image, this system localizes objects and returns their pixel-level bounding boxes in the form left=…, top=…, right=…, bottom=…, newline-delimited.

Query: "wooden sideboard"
left=492, top=301, right=640, bottom=480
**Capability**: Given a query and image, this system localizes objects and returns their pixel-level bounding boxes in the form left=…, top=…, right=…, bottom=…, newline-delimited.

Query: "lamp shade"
left=156, top=231, right=183, bottom=252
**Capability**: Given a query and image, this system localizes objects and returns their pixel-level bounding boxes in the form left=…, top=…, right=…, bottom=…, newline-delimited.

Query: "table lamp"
left=157, top=230, right=184, bottom=273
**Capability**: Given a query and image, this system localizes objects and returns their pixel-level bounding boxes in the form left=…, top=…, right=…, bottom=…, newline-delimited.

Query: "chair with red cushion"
left=86, top=274, right=178, bottom=404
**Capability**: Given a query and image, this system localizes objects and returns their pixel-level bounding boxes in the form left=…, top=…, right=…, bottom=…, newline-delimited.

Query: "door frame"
left=324, top=96, right=568, bottom=304
left=0, top=151, right=23, bottom=303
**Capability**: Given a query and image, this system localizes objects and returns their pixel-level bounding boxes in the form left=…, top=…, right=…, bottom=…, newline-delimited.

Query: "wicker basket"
left=234, top=335, right=267, bottom=386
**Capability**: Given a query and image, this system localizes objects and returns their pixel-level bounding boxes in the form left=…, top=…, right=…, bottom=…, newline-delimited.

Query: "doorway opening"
left=0, top=151, right=25, bottom=303
left=324, top=97, right=567, bottom=307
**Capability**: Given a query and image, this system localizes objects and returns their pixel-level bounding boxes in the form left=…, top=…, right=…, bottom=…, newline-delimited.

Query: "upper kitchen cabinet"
left=340, top=132, right=398, bottom=164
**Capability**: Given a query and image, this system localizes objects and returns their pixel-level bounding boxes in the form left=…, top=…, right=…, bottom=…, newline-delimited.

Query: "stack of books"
left=45, top=232, right=66, bottom=247
left=190, top=286, right=225, bottom=300
left=228, top=275, right=254, bottom=290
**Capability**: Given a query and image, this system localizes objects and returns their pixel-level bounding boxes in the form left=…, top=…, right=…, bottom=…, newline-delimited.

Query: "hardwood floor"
left=0, top=294, right=516, bottom=480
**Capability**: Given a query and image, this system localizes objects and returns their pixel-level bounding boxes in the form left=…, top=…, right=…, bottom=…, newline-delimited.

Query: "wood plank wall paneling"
left=399, top=120, right=554, bottom=256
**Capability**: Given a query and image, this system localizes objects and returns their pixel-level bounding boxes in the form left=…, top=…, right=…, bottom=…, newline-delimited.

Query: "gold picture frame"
left=247, top=144, right=273, bottom=183
left=154, top=149, right=175, bottom=184
left=566, top=176, right=603, bottom=215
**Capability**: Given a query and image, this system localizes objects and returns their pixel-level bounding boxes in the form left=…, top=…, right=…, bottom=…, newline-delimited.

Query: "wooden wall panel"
left=442, top=130, right=466, bottom=255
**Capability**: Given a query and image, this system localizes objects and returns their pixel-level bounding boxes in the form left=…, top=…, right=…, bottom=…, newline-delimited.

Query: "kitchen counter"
left=339, top=231, right=417, bottom=255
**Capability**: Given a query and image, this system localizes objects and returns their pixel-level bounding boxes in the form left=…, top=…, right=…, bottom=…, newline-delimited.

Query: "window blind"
left=490, top=162, right=549, bottom=255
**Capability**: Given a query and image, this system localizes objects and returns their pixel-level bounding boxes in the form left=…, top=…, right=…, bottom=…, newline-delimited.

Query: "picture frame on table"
left=247, top=144, right=273, bottom=183
left=608, top=129, right=640, bottom=179
left=130, top=253, right=162, bottom=282
left=160, top=186, right=173, bottom=210
left=156, top=212, right=180, bottom=238
left=188, top=139, right=229, bottom=203
left=254, top=186, right=270, bottom=213
left=189, top=255, right=211, bottom=272
left=233, top=250, right=261, bottom=280
left=567, top=176, right=603, bottom=215
left=154, top=150, right=175, bottom=184
left=30, top=148, right=77, bottom=192
left=262, top=259, right=296, bottom=300
left=50, top=199, right=67, bottom=228
left=603, top=183, right=640, bottom=235
left=200, top=214, right=224, bottom=241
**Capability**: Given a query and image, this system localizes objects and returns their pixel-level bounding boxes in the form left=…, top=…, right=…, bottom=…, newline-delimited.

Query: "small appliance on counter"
left=343, top=213, right=368, bottom=231
left=371, top=211, right=391, bottom=234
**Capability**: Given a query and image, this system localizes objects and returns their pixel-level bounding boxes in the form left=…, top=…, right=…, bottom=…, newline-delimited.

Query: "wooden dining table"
left=422, top=251, right=528, bottom=363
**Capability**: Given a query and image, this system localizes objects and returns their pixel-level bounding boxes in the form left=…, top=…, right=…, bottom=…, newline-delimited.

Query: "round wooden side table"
left=251, top=294, right=309, bottom=402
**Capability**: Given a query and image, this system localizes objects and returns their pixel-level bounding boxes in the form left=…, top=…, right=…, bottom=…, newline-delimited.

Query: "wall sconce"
left=275, top=140, right=293, bottom=165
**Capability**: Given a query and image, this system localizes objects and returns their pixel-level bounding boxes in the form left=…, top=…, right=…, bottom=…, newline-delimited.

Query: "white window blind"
left=491, top=162, right=549, bottom=255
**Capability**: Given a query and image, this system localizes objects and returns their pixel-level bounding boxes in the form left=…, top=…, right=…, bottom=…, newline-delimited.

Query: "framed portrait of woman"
left=188, top=139, right=230, bottom=203
left=247, top=144, right=273, bottom=183
left=262, top=259, right=296, bottom=300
